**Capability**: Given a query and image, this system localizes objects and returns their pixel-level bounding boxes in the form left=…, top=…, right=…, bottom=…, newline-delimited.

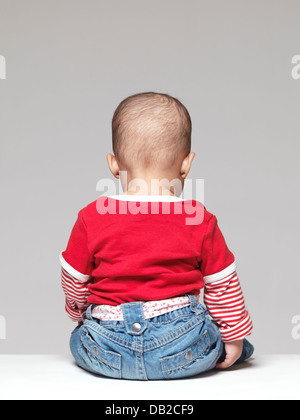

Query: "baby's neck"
left=120, top=172, right=183, bottom=197
left=122, top=188, right=175, bottom=196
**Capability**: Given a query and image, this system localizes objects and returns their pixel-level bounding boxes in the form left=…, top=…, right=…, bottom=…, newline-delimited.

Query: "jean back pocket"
left=159, top=330, right=210, bottom=379
left=79, top=325, right=122, bottom=378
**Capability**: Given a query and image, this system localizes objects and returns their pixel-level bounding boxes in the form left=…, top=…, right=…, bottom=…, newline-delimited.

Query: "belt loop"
left=84, top=304, right=94, bottom=321
left=121, top=302, right=147, bottom=336
left=187, top=294, right=198, bottom=313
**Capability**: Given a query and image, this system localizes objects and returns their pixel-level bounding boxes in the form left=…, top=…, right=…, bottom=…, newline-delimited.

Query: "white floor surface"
left=0, top=354, right=299, bottom=400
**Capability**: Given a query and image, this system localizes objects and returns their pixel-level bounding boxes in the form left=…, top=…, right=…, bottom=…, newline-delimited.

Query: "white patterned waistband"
left=91, top=294, right=200, bottom=321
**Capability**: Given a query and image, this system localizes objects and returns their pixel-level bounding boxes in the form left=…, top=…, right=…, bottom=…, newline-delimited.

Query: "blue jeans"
left=69, top=295, right=254, bottom=380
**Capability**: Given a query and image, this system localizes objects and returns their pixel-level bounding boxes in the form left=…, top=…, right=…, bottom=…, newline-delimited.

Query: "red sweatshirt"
left=60, top=195, right=253, bottom=342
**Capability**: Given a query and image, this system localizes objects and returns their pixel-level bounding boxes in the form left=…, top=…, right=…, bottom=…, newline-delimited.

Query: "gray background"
left=0, top=0, right=299, bottom=355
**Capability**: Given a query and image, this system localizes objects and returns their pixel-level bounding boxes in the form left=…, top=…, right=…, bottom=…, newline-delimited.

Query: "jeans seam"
left=135, top=336, right=140, bottom=380
left=84, top=321, right=133, bottom=347
left=149, top=313, right=195, bottom=325
left=86, top=325, right=135, bottom=351
left=140, top=335, right=148, bottom=380
left=144, top=315, right=205, bottom=352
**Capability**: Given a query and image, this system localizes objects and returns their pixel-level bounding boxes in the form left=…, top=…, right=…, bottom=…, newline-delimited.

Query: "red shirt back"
left=61, top=196, right=234, bottom=306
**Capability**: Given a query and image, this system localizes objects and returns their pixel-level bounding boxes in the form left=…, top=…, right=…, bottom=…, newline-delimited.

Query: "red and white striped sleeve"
left=203, top=262, right=253, bottom=342
left=60, top=255, right=92, bottom=322
left=60, top=209, right=94, bottom=322
left=200, top=214, right=253, bottom=342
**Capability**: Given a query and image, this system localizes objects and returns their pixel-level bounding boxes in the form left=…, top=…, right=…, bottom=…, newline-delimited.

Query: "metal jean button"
left=132, top=323, right=142, bottom=332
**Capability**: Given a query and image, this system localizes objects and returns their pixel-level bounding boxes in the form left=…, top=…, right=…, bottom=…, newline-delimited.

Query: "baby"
left=60, top=92, right=254, bottom=380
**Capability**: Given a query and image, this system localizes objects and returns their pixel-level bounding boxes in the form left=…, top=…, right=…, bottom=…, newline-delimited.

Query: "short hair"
left=111, top=92, right=192, bottom=170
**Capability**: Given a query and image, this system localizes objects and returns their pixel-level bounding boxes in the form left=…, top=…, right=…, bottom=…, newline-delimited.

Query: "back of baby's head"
left=111, top=92, right=192, bottom=171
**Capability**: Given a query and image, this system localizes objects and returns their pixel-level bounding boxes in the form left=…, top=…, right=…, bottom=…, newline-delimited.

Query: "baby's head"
left=107, top=92, right=195, bottom=195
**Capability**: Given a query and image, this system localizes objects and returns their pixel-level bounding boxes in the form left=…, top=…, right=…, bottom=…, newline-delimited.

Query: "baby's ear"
left=106, top=153, right=120, bottom=178
left=180, top=152, right=195, bottom=179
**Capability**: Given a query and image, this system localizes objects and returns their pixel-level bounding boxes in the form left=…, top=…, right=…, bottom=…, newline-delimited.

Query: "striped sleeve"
left=203, top=265, right=253, bottom=342
left=61, top=267, right=92, bottom=322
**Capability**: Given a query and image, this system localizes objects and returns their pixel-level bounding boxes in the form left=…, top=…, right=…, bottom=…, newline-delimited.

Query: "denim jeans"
left=69, top=295, right=254, bottom=380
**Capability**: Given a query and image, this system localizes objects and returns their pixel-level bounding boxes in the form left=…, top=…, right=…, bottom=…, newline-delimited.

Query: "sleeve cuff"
left=65, top=300, right=88, bottom=323
left=203, top=261, right=237, bottom=284
left=60, top=253, right=92, bottom=283
left=219, top=311, right=253, bottom=342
